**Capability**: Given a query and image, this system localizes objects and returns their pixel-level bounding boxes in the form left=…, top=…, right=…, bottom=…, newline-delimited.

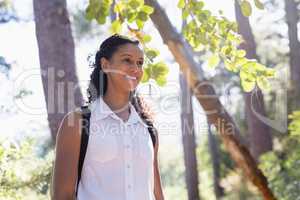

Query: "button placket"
left=123, top=124, right=134, bottom=200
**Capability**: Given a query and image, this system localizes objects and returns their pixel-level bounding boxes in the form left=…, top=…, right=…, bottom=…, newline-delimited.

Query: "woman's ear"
left=100, top=57, right=109, bottom=73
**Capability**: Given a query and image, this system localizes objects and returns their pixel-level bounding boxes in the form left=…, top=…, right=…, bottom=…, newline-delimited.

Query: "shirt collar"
left=92, top=96, right=145, bottom=126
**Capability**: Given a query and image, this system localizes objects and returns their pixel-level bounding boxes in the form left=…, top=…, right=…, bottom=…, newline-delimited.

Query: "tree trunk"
left=179, top=73, right=200, bottom=200
left=144, top=0, right=276, bottom=199
left=284, top=0, right=300, bottom=111
left=33, top=0, right=83, bottom=141
left=208, top=124, right=224, bottom=199
left=234, top=0, right=273, bottom=161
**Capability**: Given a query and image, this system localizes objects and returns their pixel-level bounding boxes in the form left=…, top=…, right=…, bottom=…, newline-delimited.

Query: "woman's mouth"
left=125, top=75, right=137, bottom=80
left=124, top=75, right=138, bottom=88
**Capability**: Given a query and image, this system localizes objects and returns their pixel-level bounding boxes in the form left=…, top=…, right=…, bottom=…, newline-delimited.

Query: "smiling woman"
left=96, top=37, right=144, bottom=95
left=51, top=34, right=165, bottom=200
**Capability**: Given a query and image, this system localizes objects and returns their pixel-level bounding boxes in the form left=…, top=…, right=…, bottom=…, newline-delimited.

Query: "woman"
left=51, top=34, right=165, bottom=200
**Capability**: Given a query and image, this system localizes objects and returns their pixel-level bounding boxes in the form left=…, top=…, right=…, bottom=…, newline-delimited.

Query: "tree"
left=207, top=124, right=224, bottom=199
left=83, top=0, right=277, bottom=198
left=234, top=0, right=273, bottom=161
left=284, top=0, right=300, bottom=111
left=143, top=0, right=276, bottom=199
left=0, top=137, right=53, bottom=200
left=33, top=0, right=84, bottom=140
left=179, top=73, right=200, bottom=200
left=260, top=110, right=300, bottom=200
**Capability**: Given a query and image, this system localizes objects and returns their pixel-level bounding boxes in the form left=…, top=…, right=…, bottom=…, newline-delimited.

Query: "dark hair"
left=86, top=34, right=157, bottom=144
left=87, top=34, right=139, bottom=102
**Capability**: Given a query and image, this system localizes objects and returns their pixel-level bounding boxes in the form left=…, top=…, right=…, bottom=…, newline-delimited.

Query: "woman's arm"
left=153, top=131, right=165, bottom=200
left=50, top=111, right=82, bottom=200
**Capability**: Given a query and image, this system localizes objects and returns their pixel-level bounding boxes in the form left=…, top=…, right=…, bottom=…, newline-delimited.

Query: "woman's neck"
left=102, top=90, right=131, bottom=114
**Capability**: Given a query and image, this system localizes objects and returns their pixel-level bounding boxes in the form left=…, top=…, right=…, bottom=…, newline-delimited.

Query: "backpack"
left=76, top=105, right=156, bottom=196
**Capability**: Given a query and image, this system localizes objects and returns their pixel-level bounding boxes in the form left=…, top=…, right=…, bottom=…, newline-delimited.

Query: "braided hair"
left=86, top=34, right=157, bottom=145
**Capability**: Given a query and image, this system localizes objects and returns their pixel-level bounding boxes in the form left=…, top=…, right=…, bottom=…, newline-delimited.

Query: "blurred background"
left=0, top=0, right=299, bottom=199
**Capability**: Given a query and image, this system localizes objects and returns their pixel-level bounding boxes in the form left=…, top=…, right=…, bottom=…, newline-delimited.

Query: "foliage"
left=234, top=0, right=264, bottom=17
left=288, top=110, right=300, bottom=136
left=141, top=61, right=169, bottom=86
left=85, top=0, right=168, bottom=87
left=192, top=129, right=267, bottom=200
left=0, top=137, right=53, bottom=200
left=0, top=56, right=11, bottom=78
left=0, top=0, right=18, bottom=23
left=259, top=110, right=300, bottom=200
left=84, top=0, right=275, bottom=92
left=178, top=0, right=275, bottom=92
left=159, top=145, right=187, bottom=200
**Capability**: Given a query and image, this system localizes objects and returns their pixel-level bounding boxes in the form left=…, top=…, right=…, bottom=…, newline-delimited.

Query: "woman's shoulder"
left=56, top=109, right=83, bottom=140
left=64, top=109, right=82, bottom=123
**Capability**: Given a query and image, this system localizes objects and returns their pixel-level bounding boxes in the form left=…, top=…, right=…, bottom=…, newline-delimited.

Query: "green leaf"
left=156, top=75, right=167, bottom=86
left=110, top=20, right=122, bottom=33
left=137, top=11, right=148, bottom=21
left=154, top=62, right=169, bottom=76
left=146, top=62, right=169, bottom=80
left=208, top=54, right=220, bottom=68
left=203, top=10, right=211, bottom=18
left=241, top=79, right=255, bottom=92
left=221, top=46, right=232, bottom=56
left=85, top=5, right=94, bottom=21
left=141, top=67, right=150, bottom=82
left=136, top=19, right=144, bottom=29
left=96, top=15, right=106, bottom=24
left=94, top=4, right=109, bottom=25
left=236, top=49, right=246, bottom=57
left=129, top=0, right=141, bottom=9
left=114, top=1, right=125, bottom=13
left=240, top=0, right=252, bottom=17
left=235, top=57, right=248, bottom=68
left=254, top=0, right=264, bottom=10
left=127, top=12, right=137, bottom=23
left=257, top=76, right=270, bottom=90
left=195, top=1, right=204, bottom=10
left=141, top=5, right=154, bottom=14
left=198, top=32, right=207, bottom=45
left=289, top=111, right=300, bottom=136
left=142, top=34, right=152, bottom=43
left=225, top=60, right=236, bottom=72
left=182, top=8, right=189, bottom=20
left=146, top=49, right=160, bottom=60
left=265, top=68, right=276, bottom=77
left=177, top=0, right=185, bottom=9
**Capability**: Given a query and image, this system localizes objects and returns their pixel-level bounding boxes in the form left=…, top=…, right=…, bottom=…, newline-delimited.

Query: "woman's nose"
left=128, top=67, right=141, bottom=77
left=130, top=64, right=141, bottom=73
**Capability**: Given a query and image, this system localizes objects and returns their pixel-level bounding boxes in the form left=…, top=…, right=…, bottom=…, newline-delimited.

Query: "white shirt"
left=77, top=96, right=155, bottom=200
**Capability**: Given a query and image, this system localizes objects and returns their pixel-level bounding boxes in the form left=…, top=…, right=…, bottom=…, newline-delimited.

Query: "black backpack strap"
left=76, top=105, right=91, bottom=196
left=147, top=123, right=156, bottom=148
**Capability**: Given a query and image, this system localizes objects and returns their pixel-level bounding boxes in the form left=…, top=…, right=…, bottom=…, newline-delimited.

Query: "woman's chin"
left=128, top=84, right=137, bottom=91
left=126, top=80, right=138, bottom=89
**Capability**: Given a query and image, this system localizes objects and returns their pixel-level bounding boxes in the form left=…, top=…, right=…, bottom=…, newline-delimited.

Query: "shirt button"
left=128, top=185, right=131, bottom=189
left=127, top=164, right=131, bottom=168
left=125, top=144, right=130, bottom=149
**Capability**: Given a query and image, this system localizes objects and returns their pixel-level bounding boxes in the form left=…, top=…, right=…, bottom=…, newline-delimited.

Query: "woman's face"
left=101, top=43, right=144, bottom=93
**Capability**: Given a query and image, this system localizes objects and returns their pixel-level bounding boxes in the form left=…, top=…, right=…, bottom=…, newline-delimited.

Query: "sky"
left=0, top=0, right=267, bottom=149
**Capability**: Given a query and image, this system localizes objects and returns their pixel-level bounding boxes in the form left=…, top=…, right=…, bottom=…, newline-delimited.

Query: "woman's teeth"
left=125, top=75, right=136, bottom=80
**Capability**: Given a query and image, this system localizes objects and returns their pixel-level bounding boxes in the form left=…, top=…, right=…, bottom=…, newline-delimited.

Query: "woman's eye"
left=137, top=61, right=144, bottom=68
left=123, top=58, right=131, bottom=63
left=123, top=58, right=143, bottom=68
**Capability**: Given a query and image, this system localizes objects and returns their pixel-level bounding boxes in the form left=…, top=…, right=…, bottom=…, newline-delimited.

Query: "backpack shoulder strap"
left=76, top=105, right=91, bottom=196
left=147, top=125, right=156, bottom=148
